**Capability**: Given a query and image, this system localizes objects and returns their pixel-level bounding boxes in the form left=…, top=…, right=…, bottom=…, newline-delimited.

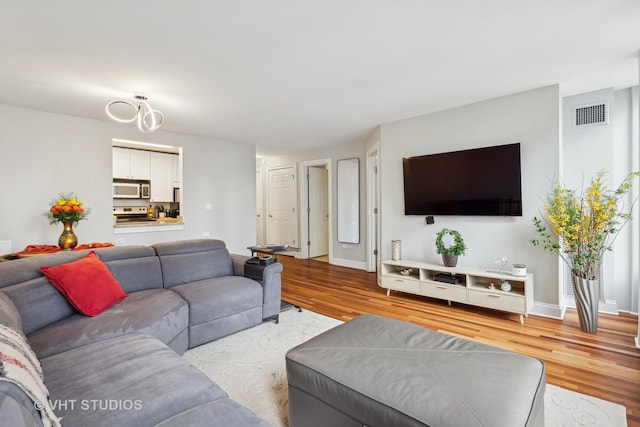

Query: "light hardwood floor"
left=278, top=255, right=640, bottom=427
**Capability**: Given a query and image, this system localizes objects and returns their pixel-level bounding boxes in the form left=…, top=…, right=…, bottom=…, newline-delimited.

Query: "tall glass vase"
left=571, top=274, right=599, bottom=333
left=58, top=222, right=78, bottom=251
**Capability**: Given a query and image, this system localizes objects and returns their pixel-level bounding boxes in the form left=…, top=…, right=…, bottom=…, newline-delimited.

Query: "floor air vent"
left=573, top=102, right=609, bottom=127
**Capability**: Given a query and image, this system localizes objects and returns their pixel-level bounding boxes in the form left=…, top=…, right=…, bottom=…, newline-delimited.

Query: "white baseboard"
left=599, top=299, right=619, bottom=315
left=636, top=336, right=640, bottom=349
left=563, top=297, right=621, bottom=315
left=530, top=302, right=565, bottom=320
left=329, top=257, right=368, bottom=271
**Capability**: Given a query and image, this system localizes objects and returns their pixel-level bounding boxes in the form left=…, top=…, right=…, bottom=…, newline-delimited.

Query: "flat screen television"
left=402, top=143, right=522, bottom=216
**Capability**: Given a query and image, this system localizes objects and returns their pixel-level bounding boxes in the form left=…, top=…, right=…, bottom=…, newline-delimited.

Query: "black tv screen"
left=403, top=143, right=522, bottom=216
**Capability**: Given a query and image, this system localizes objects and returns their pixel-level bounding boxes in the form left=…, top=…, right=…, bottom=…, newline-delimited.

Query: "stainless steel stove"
left=113, top=206, right=153, bottom=223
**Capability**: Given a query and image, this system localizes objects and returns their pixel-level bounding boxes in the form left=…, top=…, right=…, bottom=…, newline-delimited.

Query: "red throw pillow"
left=40, top=251, right=128, bottom=316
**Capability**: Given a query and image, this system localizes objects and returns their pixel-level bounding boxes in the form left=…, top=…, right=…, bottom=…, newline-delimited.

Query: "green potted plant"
left=531, top=170, right=638, bottom=333
left=435, top=228, right=467, bottom=267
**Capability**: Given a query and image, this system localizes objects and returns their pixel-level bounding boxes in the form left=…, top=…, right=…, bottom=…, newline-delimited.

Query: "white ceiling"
left=1, top=1, right=639, bottom=155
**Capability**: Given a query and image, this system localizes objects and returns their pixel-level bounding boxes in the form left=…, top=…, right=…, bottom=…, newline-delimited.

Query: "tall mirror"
left=337, top=158, right=360, bottom=244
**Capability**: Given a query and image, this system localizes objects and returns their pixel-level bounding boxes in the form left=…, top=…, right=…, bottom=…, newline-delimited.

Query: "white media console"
left=381, top=260, right=534, bottom=324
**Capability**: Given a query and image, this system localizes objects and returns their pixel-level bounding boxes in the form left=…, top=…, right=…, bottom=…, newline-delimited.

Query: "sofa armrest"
left=256, top=262, right=283, bottom=320
left=0, top=291, right=23, bottom=331
left=230, top=254, right=282, bottom=320
left=230, top=254, right=251, bottom=276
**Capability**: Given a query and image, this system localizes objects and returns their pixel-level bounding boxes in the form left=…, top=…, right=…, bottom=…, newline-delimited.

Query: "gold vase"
left=58, top=222, right=78, bottom=251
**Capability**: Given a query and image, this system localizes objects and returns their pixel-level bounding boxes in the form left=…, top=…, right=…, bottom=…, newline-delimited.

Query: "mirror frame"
left=337, top=158, right=360, bottom=244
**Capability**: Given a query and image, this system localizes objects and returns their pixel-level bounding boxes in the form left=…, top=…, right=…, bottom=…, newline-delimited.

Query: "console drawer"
left=381, top=275, right=420, bottom=293
left=421, top=281, right=467, bottom=303
left=468, top=289, right=525, bottom=313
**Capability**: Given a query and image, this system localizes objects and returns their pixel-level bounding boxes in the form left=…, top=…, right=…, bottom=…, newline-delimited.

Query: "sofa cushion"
left=41, top=334, right=227, bottom=427
left=170, top=276, right=262, bottom=325
left=28, top=289, right=188, bottom=358
left=1, top=277, right=75, bottom=335
left=0, top=324, right=60, bottom=427
left=155, top=399, right=273, bottom=427
left=152, top=239, right=234, bottom=287
left=0, top=251, right=89, bottom=290
left=39, top=252, right=128, bottom=316
left=0, top=390, right=43, bottom=427
left=0, top=291, right=22, bottom=330
left=0, top=248, right=163, bottom=335
left=94, top=246, right=164, bottom=293
left=0, top=253, right=89, bottom=335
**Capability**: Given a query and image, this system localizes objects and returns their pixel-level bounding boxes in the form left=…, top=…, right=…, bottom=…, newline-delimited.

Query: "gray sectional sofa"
left=0, top=239, right=282, bottom=427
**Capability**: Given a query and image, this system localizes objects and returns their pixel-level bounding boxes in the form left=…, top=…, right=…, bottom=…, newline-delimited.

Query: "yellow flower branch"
left=531, top=170, right=638, bottom=280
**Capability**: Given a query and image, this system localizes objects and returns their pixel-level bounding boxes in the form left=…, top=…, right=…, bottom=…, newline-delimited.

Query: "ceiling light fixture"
left=106, top=93, right=164, bottom=133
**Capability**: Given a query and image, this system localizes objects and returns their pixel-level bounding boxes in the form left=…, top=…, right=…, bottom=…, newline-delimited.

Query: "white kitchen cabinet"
left=171, top=154, right=180, bottom=187
left=381, top=260, right=534, bottom=324
left=150, top=152, right=174, bottom=202
left=113, top=147, right=150, bottom=180
left=112, top=148, right=129, bottom=178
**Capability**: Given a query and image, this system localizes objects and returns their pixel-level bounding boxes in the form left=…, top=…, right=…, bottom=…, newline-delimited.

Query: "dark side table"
left=246, top=244, right=289, bottom=261
left=245, top=244, right=301, bottom=314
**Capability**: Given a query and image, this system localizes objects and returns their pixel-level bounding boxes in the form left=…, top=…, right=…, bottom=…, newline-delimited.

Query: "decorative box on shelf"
left=380, top=260, right=534, bottom=324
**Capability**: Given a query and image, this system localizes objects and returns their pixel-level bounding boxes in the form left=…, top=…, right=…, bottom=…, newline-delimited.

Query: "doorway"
left=266, top=165, right=298, bottom=248
left=308, top=165, right=329, bottom=259
left=299, top=158, right=332, bottom=261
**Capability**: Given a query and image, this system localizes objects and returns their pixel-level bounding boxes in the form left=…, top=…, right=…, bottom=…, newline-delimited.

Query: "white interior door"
left=267, top=165, right=297, bottom=247
left=308, top=166, right=329, bottom=257
left=256, top=168, right=265, bottom=245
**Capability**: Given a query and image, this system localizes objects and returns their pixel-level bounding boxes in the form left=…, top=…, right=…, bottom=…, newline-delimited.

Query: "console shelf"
left=381, top=260, right=534, bottom=324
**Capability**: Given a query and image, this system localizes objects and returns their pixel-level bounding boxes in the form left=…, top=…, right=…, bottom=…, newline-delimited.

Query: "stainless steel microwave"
left=113, top=182, right=150, bottom=199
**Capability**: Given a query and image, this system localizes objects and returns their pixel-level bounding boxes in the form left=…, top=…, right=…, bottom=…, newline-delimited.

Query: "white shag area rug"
left=183, top=308, right=627, bottom=427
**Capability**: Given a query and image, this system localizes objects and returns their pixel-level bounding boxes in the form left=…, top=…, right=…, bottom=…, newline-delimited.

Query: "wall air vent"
left=565, top=264, right=601, bottom=301
left=573, top=101, right=609, bottom=127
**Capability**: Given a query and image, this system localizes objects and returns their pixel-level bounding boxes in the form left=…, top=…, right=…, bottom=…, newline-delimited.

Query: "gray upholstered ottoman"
left=286, top=314, right=545, bottom=427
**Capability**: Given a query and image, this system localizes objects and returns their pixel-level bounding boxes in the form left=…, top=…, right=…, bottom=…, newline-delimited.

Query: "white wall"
left=562, top=88, right=616, bottom=311
left=637, top=52, right=640, bottom=348
left=263, top=139, right=367, bottom=267
left=562, top=88, right=639, bottom=313
left=0, top=104, right=256, bottom=255
left=562, top=88, right=615, bottom=189
left=365, top=127, right=381, bottom=272
left=380, top=85, right=561, bottom=310
left=612, top=87, right=638, bottom=314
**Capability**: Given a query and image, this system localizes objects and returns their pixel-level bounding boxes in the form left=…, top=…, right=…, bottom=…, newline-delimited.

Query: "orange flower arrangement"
left=45, top=192, right=91, bottom=225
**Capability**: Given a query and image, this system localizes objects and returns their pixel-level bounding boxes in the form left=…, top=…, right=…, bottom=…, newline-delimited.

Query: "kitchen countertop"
left=115, top=217, right=182, bottom=227
left=114, top=217, right=184, bottom=234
